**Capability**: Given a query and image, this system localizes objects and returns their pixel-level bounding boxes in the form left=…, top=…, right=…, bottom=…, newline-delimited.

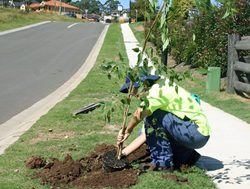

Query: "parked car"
left=82, top=13, right=100, bottom=22
left=64, top=13, right=77, bottom=19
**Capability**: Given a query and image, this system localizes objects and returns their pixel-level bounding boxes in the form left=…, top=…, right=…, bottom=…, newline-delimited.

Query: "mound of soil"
left=28, top=143, right=150, bottom=189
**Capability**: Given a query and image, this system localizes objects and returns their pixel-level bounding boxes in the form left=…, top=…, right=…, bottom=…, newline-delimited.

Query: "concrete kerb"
left=0, top=24, right=109, bottom=155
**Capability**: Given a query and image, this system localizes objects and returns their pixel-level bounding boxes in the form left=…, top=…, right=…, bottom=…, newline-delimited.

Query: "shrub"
left=169, top=0, right=250, bottom=77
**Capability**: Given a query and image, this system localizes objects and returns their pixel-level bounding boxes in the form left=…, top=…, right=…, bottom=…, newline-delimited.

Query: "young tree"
left=102, top=0, right=245, bottom=159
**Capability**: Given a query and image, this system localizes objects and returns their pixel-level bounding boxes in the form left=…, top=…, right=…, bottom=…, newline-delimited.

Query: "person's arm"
left=122, top=132, right=146, bottom=156
left=117, top=107, right=150, bottom=145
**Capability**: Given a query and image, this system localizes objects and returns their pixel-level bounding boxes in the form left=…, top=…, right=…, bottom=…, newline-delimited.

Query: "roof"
left=29, top=3, right=40, bottom=8
left=43, top=0, right=80, bottom=11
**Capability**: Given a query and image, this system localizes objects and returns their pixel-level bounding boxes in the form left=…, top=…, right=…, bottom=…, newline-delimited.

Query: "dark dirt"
left=103, top=149, right=129, bottom=172
left=27, top=143, right=190, bottom=188
left=27, top=143, right=149, bottom=189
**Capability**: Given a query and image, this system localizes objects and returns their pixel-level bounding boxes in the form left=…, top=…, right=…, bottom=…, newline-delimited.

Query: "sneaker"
left=186, top=150, right=201, bottom=166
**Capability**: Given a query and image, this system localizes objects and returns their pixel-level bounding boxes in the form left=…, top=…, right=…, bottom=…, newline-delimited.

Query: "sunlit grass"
left=0, top=7, right=81, bottom=31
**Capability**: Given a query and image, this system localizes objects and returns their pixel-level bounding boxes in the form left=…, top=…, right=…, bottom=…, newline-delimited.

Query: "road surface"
left=0, top=22, right=105, bottom=124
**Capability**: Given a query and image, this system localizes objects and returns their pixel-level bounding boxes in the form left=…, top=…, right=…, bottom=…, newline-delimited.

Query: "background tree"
left=62, top=0, right=72, bottom=4
left=130, top=0, right=149, bottom=21
left=169, top=0, right=250, bottom=76
left=170, top=0, right=195, bottom=20
left=104, top=0, right=120, bottom=14
left=71, top=0, right=103, bottom=14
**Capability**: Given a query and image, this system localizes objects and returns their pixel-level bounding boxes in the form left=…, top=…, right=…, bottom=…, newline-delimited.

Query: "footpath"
left=121, top=23, right=250, bottom=189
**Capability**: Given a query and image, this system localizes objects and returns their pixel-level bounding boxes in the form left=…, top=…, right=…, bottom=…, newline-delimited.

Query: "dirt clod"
left=33, top=154, right=83, bottom=185
left=25, top=156, right=46, bottom=169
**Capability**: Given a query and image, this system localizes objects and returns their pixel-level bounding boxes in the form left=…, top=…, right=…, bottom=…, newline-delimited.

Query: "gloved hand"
left=117, top=129, right=130, bottom=145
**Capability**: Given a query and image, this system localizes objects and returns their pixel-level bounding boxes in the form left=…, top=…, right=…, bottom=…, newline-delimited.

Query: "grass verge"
left=0, top=7, right=81, bottom=31
left=129, top=21, right=145, bottom=46
left=0, top=23, right=215, bottom=189
left=129, top=22, right=250, bottom=124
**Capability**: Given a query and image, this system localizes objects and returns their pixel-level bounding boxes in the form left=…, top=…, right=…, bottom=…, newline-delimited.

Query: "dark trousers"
left=144, top=109, right=209, bottom=168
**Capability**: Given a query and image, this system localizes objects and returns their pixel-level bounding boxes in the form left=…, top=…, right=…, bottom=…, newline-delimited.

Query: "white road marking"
left=67, top=23, right=79, bottom=29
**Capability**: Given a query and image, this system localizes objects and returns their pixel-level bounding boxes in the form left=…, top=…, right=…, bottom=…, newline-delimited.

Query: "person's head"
left=120, top=75, right=160, bottom=96
left=140, top=75, right=161, bottom=87
left=119, top=77, right=140, bottom=96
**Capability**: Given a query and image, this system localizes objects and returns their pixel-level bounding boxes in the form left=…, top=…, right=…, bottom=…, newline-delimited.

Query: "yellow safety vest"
left=141, top=80, right=211, bottom=136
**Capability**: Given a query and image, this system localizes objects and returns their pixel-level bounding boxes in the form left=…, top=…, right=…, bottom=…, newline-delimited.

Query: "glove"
left=117, top=129, right=130, bottom=145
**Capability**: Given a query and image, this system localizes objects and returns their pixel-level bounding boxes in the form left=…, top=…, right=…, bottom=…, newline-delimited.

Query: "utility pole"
left=135, top=9, right=138, bottom=22
left=59, top=0, right=62, bottom=15
left=85, top=9, right=88, bottom=19
left=129, top=0, right=131, bottom=18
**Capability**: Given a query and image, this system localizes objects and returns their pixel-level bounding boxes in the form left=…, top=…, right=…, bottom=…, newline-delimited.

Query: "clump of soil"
left=25, top=156, right=46, bottom=169
left=34, top=154, right=83, bottom=185
left=28, top=143, right=149, bottom=189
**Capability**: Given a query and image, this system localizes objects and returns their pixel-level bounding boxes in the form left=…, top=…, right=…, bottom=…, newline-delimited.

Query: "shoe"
left=139, top=163, right=173, bottom=172
left=186, top=150, right=201, bottom=166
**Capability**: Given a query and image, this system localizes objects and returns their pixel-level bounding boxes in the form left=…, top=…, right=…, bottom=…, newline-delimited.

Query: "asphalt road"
left=0, top=22, right=105, bottom=124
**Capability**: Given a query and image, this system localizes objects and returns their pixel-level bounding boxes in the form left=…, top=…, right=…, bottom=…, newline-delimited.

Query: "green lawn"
left=129, top=21, right=145, bottom=46
left=0, top=23, right=216, bottom=189
left=0, top=7, right=81, bottom=31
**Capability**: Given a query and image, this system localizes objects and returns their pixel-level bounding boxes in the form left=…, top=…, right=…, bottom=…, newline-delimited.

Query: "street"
left=0, top=22, right=105, bottom=124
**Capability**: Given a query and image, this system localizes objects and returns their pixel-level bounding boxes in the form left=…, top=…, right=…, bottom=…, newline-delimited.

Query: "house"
left=119, top=9, right=129, bottom=23
left=20, top=3, right=26, bottom=11
left=30, top=0, right=80, bottom=14
left=29, top=3, right=40, bottom=11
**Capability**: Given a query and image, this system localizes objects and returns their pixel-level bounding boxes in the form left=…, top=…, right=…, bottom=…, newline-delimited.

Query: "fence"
left=227, top=34, right=250, bottom=94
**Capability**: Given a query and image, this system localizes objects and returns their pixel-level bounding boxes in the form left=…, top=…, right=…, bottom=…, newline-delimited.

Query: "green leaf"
left=118, top=52, right=124, bottom=61
left=133, top=48, right=140, bottom=53
left=120, top=98, right=126, bottom=105
left=162, top=38, right=169, bottom=51
left=175, top=85, right=179, bottom=94
left=137, top=52, right=142, bottom=66
left=146, top=47, right=154, bottom=58
left=161, top=33, right=166, bottom=43
left=222, top=10, right=230, bottom=19
left=149, top=0, right=154, bottom=7
left=160, top=12, right=166, bottom=28
left=192, top=33, right=196, bottom=41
